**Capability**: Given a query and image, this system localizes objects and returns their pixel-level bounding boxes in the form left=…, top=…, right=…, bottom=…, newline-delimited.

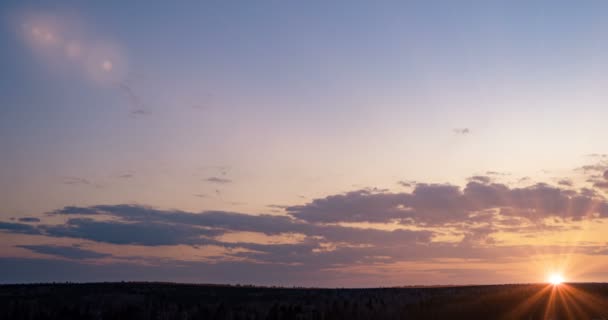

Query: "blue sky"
left=2, top=1, right=608, bottom=286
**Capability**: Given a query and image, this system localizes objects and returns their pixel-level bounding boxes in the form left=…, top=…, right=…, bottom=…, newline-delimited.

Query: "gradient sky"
left=2, top=0, right=608, bottom=286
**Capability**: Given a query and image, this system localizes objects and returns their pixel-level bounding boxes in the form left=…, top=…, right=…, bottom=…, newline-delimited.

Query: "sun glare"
left=101, top=59, right=113, bottom=71
left=548, top=273, right=564, bottom=285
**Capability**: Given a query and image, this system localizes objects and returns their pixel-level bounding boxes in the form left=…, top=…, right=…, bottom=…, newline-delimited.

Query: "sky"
left=2, top=0, right=608, bottom=287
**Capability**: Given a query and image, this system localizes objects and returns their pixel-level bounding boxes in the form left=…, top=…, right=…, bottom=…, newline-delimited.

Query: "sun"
left=548, top=273, right=564, bottom=285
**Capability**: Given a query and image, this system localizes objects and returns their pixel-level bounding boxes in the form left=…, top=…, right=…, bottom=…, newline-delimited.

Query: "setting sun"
left=549, top=273, right=565, bottom=285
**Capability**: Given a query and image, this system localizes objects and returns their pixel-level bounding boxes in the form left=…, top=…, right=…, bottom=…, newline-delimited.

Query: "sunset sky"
left=2, top=1, right=608, bottom=287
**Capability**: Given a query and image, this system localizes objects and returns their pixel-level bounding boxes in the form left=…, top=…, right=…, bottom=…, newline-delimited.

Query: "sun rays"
left=505, top=283, right=608, bottom=319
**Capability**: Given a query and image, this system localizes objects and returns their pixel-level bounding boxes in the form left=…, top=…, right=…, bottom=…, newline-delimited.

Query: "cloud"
left=266, top=204, right=288, bottom=212
left=0, top=201, right=604, bottom=285
left=459, top=225, right=497, bottom=246
left=288, top=182, right=608, bottom=224
left=17, top=217, right=40, bottom=223
left=119, top=82, right=143, bottom=109
left=130, top=109, right=151, bottom=117
left=397, top=180, right=416, bottom=187
left=8, top=204, right=431, bottom=250
left=117, top=173, right=134, bottom=179
left=468, top=175, right=492, bottom=184
left=267, top=204, right=288, bottom=209
left=579, top=161, right=608, bottom=191
left=558, top=179, right=573, bottom=187
left=17, top=245, right=110, bottom=260
left=52, top=206, right=104, bottom=215
left=287, top=190, right=411, bottom=223
left=61, top=177, right=103, bottom=188
left=453, top=128, right=470, bottom=135
left=0, top=222, right=41, bottom=235
left=594, top=181, right=608, bottom=190
left=206, top=177, right=232, bottom=184
left=43, top=218, right=223, bottom=246
left=119, top=82, right=151, bottom=117
left=584, top=164, right=608, bottom=172
left=577, top=160, right=608, bottom=190
left=486, top=171, right=509, bottom=176
left=61, top=177, right=91, bottom=185
left=8, top=177, right=608, bottom=254
left=5, top=169, right=608, bottom=285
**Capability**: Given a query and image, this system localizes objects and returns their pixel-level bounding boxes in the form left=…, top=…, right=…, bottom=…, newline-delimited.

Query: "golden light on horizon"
left=548, top=273, right=564, bottom=285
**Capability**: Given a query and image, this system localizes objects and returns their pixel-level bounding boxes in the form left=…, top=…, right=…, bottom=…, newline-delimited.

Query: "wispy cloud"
left=452, top=128, right=470, bottom=135
left=467, top=175, right=492, bottom=184
left=61, top=177, right=91, bottom=185
left=206, top=177, right=232, bottom=184
left=397, top=180, right=416, bottom=187
left=17, top=245, right=110, bottom=260
left=117, top=79, right=153, bottom=117
left=61, top=176, right=103, bottom=188
left=129, top=109, right=151, bottom=117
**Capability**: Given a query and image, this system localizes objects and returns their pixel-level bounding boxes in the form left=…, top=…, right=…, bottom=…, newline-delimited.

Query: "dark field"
left=2, top=282, right=608, bottom=319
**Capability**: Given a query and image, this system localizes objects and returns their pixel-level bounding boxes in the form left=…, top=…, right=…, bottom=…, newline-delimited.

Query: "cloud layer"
left=3, top=172, right=608, bottom=285
left=288, top=181, right=608, bottom=224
